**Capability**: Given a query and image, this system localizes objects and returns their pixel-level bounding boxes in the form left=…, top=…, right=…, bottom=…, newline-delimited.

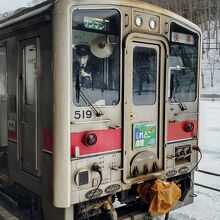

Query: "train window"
left=72, top=9, right=120, bottom=107
left=133, top=46, right=157, bottom=105
left=0, top=46, right=7, bottom=98
left=169, top=23, right=198, bottom=103
left=23, top=45, right=37, bottom=105
left=0, top=46, right=8, bottom=149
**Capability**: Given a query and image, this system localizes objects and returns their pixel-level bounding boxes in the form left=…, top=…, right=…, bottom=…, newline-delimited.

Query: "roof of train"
left=0, top=0, right=53, bottom=23
left=0, top=0, right=200, bottom=33
left=0, top=1, right=53, bottom=28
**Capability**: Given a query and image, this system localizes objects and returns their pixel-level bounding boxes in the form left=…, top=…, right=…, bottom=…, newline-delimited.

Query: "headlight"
left=149, top=18, right=157, bottom=30
left=135, top=15, right=143, bottom=27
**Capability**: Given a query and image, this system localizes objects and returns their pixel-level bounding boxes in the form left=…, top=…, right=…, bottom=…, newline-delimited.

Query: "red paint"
left=167, top=120, right=198, bottom=142
left=43, top=129, right=53, bottom=152
left=42, top=128, right=122, bottom=156
left=8, top=130, right=17, bottom=142
left=71, top=128, right=122, bottom=157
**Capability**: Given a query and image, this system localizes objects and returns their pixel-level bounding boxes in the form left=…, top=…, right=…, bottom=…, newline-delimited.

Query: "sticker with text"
left=133, top=123, right=156, bottom=150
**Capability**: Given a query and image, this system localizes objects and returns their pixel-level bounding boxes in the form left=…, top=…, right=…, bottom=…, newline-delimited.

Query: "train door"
left=18, top=38, right=41, bottom=177
left=123, top=34, right=166, bottom=183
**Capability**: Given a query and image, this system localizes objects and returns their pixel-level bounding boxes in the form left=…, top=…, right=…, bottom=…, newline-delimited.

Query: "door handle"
left=21, top=120, right=28, bottom=125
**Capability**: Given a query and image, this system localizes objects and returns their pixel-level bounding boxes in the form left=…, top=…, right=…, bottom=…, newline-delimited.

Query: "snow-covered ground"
left=168, top=185, right=220, bottom=220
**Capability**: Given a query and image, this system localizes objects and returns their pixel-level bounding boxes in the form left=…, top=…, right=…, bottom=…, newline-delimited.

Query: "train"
left=0, top=0, right=202, bottom=219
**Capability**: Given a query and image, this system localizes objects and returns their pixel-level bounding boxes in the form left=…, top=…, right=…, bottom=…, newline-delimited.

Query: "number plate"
left=133, top=122, right=156, bottom=150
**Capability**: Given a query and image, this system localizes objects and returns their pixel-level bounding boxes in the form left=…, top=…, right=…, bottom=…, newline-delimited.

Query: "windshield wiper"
left=75, top=72, right=103, bottom=117
left=174, top=95, right=187, bottom=111
left=80, top=89, right=104, bottom=117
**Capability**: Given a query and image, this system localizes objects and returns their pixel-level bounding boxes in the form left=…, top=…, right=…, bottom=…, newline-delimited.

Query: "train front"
left=53, top=0, right=202, bottom=218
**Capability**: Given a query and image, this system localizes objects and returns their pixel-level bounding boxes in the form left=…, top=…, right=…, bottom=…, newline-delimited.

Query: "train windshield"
left=72, top=9, right=120, bottom=107
left=168, top=23, right=199, bottom=103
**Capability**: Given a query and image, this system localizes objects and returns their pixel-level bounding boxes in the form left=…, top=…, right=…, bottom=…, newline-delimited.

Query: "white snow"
left=199, top=101, right=220, bottom=153
left=169, top=186, right=220, bottom=220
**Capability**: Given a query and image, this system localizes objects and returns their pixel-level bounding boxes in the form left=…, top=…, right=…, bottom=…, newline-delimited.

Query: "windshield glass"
left=169, top=23, right=199, bottom=103
left=72, top=9, right=120, bottom=107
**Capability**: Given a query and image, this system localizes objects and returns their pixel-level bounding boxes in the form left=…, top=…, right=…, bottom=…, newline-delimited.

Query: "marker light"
left=135, top=16, right=143, bottom=27
left=184, top=122, right=194, bottom=132
left=82, top=132, right=97, bottom=146
left=149, top=18, right=157, bottom=30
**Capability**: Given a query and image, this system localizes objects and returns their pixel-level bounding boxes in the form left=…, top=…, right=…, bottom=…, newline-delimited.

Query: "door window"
left=23, top=45, right=37, bottom=105
left=0, top=47, right=7, bottom=98
left=133, top=46, right=157, bottom=105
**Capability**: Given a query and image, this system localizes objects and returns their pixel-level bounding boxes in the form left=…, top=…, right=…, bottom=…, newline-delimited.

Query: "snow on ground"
left=169, top=185, right=220, bottom=220
left=198, top=151, right=220, bottom=175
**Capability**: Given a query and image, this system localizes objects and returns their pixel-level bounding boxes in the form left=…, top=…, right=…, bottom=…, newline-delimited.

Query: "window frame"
left=71, top=7, right=122, bottom=108
left=131, top=43, right=159, bottom=106
left=169, top=22, right=199, bottom=104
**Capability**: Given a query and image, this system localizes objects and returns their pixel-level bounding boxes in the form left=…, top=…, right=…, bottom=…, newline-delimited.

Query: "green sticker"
left=133, top=123, right=156, bottom=150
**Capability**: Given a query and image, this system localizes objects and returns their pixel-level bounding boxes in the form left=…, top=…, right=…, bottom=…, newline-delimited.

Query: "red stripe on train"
left=43, top=129, right=53, bottom=152
left=43, top=128, right=122, bottom=156
left=167, top=120, right=198, bottom=142
left=8, top=130, right=17, bottom=142
left=70, top=128, right=122, bottom=157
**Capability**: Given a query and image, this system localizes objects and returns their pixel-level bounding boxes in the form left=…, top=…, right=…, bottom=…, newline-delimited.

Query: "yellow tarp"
left=149, top=180, right=181, bottom=216
left=137, top=180, right=181, bottom=217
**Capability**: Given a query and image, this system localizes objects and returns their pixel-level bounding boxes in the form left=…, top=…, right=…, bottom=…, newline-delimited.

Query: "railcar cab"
left=0, top=0, right=201, bottom=219
left=54, top=0, right=201, bottom=215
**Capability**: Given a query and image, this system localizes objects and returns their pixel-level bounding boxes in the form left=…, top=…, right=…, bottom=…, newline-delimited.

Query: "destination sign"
left=171, top=32, right=195, bottom=45
left=84, top=16, right=109, bottom=31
